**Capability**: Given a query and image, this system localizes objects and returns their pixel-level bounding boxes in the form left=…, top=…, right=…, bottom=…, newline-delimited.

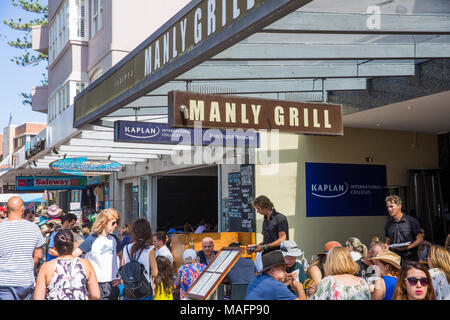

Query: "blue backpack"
left=119, top=245, right=152, bottom=300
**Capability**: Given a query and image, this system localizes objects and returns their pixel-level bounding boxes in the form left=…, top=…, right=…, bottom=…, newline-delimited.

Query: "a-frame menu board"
left=186, top=246, right=245, bottom=300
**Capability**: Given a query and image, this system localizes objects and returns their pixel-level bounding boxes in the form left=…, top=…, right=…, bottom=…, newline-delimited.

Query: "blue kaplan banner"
left=114, top=121, right=259, bottom=147
left=305, top=163, right=387, bottom=217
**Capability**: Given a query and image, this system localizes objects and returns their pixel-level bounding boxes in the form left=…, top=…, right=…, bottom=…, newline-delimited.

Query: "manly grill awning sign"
left=168, top=91, right=343, bottom=135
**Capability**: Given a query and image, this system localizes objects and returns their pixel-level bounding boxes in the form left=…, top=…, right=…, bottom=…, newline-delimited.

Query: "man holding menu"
left=247, top=195, right=289, bottom=256
left=384, top=195, right=423, bottom=264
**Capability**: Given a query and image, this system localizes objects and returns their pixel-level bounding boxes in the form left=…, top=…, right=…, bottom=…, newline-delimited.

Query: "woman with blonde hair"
left=73, top=208, right=123, bottom=300
left=427, top=245, right=450, bottom=300
left=345, top=237, right=368, bottom=261
left=310, top=247, right=370, bottom=300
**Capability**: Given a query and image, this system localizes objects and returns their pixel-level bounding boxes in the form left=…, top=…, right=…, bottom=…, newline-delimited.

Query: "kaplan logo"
left=311, top=182, right=349, bottom=198
left=124, top=126, right=160, bottom=139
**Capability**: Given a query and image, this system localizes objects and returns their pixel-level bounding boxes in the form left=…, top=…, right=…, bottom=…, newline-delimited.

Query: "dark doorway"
left=157, top=175, right=218, bottom=231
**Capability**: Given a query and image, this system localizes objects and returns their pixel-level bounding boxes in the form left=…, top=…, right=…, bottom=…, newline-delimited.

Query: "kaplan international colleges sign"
left=73, top=0, right=312, bottom=128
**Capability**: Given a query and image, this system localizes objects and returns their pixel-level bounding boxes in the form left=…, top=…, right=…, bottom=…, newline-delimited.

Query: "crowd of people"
left=0, top=194, right=449, bottom=301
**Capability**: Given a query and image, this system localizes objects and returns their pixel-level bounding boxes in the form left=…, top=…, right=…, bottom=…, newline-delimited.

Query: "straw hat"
left=369, top=249, right=401, bottom=270
left=317, top=241, right=342, bottom=256
left=48, top=205, right=62, bottom=217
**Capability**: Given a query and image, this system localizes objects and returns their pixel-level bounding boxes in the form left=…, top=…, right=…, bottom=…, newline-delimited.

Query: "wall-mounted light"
left=179, top=105, right=189, bottom=120
left=365, top=156, right=373, bottom=163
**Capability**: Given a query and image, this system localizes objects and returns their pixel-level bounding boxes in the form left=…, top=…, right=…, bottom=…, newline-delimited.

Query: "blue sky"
left=0, top=0, right=48, bottom=130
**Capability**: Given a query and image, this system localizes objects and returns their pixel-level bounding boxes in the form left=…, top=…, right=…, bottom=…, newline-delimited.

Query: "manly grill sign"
left=168, top=91, right=343, bottom=135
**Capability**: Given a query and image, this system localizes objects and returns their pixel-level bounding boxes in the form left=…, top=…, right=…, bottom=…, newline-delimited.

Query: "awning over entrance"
left=72, top=0, right=450, bottom=144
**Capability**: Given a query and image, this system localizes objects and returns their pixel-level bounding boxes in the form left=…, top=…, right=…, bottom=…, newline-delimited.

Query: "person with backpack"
left=120, top=219, right=158, bottom=300
left=73, top=209, right=123, bottom=300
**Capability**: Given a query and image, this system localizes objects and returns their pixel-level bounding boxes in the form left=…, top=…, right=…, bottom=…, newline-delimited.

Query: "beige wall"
left=255, top=127, right=439, bottom=258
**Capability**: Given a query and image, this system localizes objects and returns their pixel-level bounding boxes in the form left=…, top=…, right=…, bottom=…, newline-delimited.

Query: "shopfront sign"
left=16, top=176, right=87, bottom=191
left=73, top=0, right=312, bottom=128
left=305, top=163, right=387, bottom=217
left=114, top=120, right=259, bottom=147
left=168, top=91, right=343, bottom=135
left=49, top=158, right=122, bottom=174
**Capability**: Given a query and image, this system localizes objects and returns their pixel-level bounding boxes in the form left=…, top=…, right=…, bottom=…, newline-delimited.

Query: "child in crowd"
left=154, top=256, right=174, bottom=300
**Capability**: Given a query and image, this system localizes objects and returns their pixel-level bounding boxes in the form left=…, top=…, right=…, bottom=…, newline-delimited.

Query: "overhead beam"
left=67, top=138, right=191, bottom=151
left=58, top=145, right=177, bottom=156
left=265, top=12, right=450, bottom=35
left=178, top=61, right=416, bottom=80
left=213, top=42, right=450, bottom=60
left=140, top=78, right=368, bottom=96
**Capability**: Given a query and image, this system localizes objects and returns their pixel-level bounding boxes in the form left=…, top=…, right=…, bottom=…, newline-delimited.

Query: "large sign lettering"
left=168, top=91, right=343, bottom=135
left=16, top=176, right=87, bottom=191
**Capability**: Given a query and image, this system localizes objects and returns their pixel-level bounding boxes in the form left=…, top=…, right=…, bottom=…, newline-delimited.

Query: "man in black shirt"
left=384, top=195, right=423, bottom=264
left=247, top=195, right=289, bottom=255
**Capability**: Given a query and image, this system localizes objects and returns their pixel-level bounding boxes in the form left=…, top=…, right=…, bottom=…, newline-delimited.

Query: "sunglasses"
left=405, top=277, right=429, bottom=287
left=111, top=221, right=118, bottom=226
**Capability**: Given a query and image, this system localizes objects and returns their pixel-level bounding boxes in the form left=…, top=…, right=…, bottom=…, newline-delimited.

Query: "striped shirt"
left=0, top=220, right=45, bottom=287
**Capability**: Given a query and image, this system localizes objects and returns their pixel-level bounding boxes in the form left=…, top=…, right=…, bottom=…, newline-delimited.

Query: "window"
left=91, top=0, right=103, bottom=37
left=49, top=0, right=70, bottom=63
left=76, top=0, right=86, bottom=38
left=48, top=81, right=88, bottom=122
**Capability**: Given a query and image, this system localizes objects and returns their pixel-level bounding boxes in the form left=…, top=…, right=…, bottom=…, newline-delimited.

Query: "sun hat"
left=48, top=204, right=62, bottom=217
left=368, top=249, right=401, bottom=270
left=261, top=250, right=287, bottom=272
left=280, top=240, right=303, bottom=257
left=0, top=206, right=7, bottom=212
left=317, top=241, right=342, bottom=256
left=183, top=249, right=197, bottom=263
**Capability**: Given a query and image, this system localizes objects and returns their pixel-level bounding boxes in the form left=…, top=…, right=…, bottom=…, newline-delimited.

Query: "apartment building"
left=32, top=0, right=190, bottom=147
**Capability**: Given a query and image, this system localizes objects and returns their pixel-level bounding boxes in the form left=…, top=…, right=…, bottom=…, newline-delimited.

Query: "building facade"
left=3, top=0, right=449, bottom=258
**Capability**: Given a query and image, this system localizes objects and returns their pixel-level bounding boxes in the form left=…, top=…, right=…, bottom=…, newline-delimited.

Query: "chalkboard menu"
left=227, top=165, right=255, bottom=232
left=132, top=186, right=139, bottom=219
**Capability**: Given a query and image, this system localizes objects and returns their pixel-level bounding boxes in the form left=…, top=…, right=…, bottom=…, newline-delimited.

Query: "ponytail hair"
left=130, top=219, right=153, bottom=257
left=347, top=237, right=368, bottom=258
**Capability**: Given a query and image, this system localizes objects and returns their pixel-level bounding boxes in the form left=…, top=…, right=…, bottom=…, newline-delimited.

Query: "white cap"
left=183, top=249, right=197, bottom=263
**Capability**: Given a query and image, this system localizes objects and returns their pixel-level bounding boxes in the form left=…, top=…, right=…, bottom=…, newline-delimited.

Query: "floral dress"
left=178, top=262, right=206, bottom=299
left=45, top=258, right=89, bottom=300
left=310, top=275, right=371, bottom=300
left=428, top=268, right=450, bottom=300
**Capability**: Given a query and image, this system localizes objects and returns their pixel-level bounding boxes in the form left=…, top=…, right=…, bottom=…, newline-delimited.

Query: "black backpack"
left=119, top=245, right=152, bottom=300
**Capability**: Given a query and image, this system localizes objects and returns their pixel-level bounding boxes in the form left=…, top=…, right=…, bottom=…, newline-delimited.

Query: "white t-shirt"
left=123, top=244, right=154, bottom=283
left=0, top=220, right=45, bottom=287
left=156, top=245, right=174, bottom=265
left=79, top=233, right=122, bottom=283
